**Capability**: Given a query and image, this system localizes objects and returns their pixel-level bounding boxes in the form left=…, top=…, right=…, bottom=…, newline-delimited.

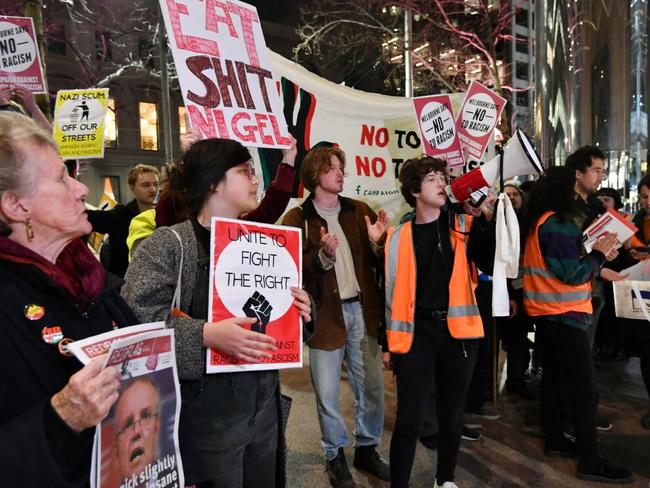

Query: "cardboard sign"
left=613, top=280, right=650, bottom=322
left=207, top=217, right=302, bottom=373
left=456, top=81, right=506, bottom=162
left=582, top=208, right=637, bottom=253
left=159, top=0, right=291, bottom=149
left=412, top=94, right=464, bottom=171
left=0, top=16, right=46, bottom=93
left=53, top=88, right=109, bottom=159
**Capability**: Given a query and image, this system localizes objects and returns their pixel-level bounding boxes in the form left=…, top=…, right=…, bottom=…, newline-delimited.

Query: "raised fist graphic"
left=243, top=291, right=273, bottom=334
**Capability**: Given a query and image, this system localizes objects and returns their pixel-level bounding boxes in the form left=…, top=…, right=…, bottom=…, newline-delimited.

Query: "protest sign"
left=96, top=329, right=184, bottom=488
left=455, top=81, right=506, bottom=162
left=613, top=280, right=650, bottom=321
left=53, top=88, right=109, bottom=159
left=207, top=217, right=302, bottom=373
left=0, top=16, right=46, bottom=93
left=412, top=94, right=464, bottom=174
left=68, top=322, right=166, bottom=365
left=159, top=0, right=291, bottom=149
left=262, top=52, right=496, bottom=220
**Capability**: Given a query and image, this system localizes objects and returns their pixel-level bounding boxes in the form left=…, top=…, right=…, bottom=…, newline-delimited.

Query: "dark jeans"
left=390, top=313, right=478, bottom=487
left=465, top=280, right=493, bottom=411
left=537, top=319, right=598, bottom=465
left=642, top=339, right=650, bottom=399
left=500, top=307, right=531, bottom=391
left=180, top=370, right=279, bottom=488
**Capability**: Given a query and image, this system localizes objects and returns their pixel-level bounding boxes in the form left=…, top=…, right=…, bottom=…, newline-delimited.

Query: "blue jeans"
left=309, top=301, right=385, bottom=460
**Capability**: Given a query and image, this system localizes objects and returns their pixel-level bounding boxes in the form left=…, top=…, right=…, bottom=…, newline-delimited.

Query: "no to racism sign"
left=53, top=88, right=109, bottom=159
left=455, top=81, right=506, bottom=162
left=159, top=0, right=292, bottom=149
left=0, top=16, right=46, bottom=93
left=412, top=94, right=464, bottom=174
left=207, top=217, right=302, bottom=373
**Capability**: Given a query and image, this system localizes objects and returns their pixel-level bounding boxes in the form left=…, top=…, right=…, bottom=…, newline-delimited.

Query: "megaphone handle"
left=497, top=146, right=505, bottom=193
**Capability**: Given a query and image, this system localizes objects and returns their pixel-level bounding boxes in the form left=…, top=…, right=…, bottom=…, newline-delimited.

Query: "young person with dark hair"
left=385, top=157, right=495, bottom=488
left=122, top=137, right=313, bottom=488
left=522, top=166, right=632, bottom=483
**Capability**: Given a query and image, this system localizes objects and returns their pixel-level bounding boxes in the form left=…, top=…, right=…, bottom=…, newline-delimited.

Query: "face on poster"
left=158, top=0, right=291, bottom=148
left=208, top=217, right=302, bottom=372
left=0, top=16, right=46, bottom=93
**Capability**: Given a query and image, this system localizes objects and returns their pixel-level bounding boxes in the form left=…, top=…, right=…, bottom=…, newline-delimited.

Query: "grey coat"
left=122, top=220, right=206, bottom=380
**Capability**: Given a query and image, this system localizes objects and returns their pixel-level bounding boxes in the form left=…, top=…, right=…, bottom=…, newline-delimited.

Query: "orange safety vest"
left=384, top=214, right=484, bottom=354
left=522, top=211, right=592, bottom=316
left=623, top=213, right=645, bottom=249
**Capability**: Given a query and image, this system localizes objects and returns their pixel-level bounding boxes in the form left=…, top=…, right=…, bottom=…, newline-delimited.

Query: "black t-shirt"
left=413, top=218, right=450, bottom=311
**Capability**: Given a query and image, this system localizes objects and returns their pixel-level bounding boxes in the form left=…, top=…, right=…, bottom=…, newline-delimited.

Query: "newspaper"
left=582, top=208, right=637, bottom=253
left=76, top=328, right=184, bottom=488
left=67, top=322, right=165, bottom=365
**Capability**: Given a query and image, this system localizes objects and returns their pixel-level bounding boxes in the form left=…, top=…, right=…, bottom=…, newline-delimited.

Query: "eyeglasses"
left=423, top=173, right=449, bottom=185
left=116, top=411, right=159, bottom=437
left=237, top=162, right=256, bottom=180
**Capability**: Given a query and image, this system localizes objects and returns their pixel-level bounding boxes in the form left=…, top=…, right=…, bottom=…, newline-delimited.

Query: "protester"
left=596, top=187, right=624, bottom=212
left=0, top=85, right=52, bottom=132
left=155, top=127, right=298, bottom=227
left=499, top=181, right=536, bottom=400
left=282, top=144, right=389, bottom=487
left=384, top=157, right=495, bottom=488
left=87, top=164, right=160, bottom=278
left=0, top=112, right=137, bottom=485
left=522, top=165, right=632, bottom=483
left=122, top=137, right=313, bottom=488
left=621, top=175, right=650, bottom=429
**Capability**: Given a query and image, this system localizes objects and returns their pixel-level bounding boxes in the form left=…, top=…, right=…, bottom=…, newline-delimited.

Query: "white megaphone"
left=446, top=129, right=543, bottom=203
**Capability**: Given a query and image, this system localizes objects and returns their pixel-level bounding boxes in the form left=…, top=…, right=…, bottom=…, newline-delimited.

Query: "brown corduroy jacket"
left=282, top=196, right=383, bottom=350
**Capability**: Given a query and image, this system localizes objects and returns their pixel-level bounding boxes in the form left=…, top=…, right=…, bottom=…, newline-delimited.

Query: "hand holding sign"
left=291, top=286, right=312, bottom=323
left=203, top=316, right=277, bottom=363
left=243, top=291, right=273, bottom=334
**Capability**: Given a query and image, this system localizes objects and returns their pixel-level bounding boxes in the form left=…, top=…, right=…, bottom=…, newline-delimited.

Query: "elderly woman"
left=0, top=112, right=137, bottom=485
left=122, top=137, right=313, bottom=488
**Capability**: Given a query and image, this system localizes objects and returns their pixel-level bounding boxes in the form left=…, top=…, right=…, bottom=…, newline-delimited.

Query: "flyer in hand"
left=93, top=329, right=184, bottom=488
left=207, top=217, right=302, bottom=373
left=582, top=208, right=637, bottom=253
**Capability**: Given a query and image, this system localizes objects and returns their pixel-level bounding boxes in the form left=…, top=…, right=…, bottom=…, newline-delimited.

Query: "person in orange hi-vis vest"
left=384, top=157, right=496, bottom=488
left=522, top=165, right=633, bottom=484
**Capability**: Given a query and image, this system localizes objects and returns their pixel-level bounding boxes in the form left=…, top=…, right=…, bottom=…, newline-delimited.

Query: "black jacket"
left=87, top=199, right=140, bottom=277
left=0, top=258, right=137, bottom=487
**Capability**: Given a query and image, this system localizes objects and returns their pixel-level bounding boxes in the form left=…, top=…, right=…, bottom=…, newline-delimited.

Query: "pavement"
left=280, top=348, right=650, bottom=488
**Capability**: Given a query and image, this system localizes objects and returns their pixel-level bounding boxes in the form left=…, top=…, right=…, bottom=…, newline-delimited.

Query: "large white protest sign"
left=159, top=0, right=291, bottom=149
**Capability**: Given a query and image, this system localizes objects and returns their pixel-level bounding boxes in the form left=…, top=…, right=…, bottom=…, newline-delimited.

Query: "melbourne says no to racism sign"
left=207, top=218, right=302, bottom=373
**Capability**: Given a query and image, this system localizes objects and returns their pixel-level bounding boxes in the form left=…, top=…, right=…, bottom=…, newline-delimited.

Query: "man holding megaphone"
left=384, top=156, right=496, bottom=488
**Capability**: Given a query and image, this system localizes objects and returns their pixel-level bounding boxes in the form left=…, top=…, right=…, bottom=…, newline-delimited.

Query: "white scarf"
left=492, top=193, right=520, bottom=316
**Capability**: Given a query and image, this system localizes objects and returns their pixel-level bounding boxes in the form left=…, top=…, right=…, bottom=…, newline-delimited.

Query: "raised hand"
left=281, top=134, right=298, bottom=167
left=319, top=226, right=339, bottom=258
left=365, top=209, right=388, bottom=244
left=243, top=291, right=273, bottom=334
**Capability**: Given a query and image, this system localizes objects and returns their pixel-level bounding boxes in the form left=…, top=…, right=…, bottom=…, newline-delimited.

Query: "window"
left=47, top=26, right=66, bottom=55
left=515, top=61, right=528, bottom=80
left=178, top=106, right=187, bottom=135
left=515, top=41, right=529, bottom=55
left=516, top=92, right=528, bottom=107
left=95, top=31, right=112, bottom=60
left=104, top=98, right=118, bottom=148
left=515, top=9, right=529, bottom=28
left=100, top=175, right=120, bottom=206
left=139, top=102, right=159, bottom=151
